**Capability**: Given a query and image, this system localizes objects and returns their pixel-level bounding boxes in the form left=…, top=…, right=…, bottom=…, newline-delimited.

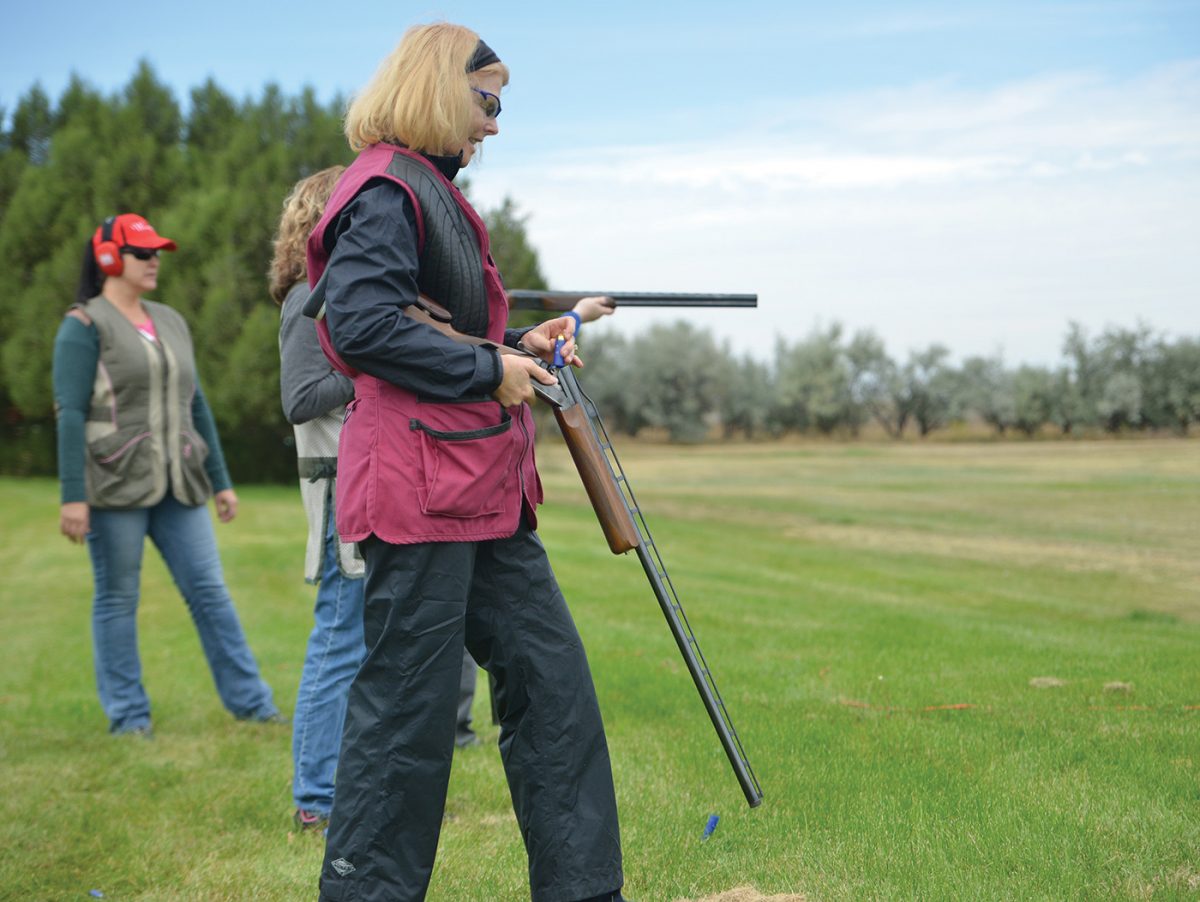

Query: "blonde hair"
left=343, top=23, right=509, bottom=153
left=269, top=165, right=346, bottom=305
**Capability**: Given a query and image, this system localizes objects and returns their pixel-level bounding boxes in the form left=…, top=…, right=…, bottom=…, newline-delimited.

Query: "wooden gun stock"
left=554, top=395, right=641, bottom=554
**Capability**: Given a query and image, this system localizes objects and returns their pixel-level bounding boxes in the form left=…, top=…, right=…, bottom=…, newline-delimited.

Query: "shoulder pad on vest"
left=385, top=153, right=490, bottom=338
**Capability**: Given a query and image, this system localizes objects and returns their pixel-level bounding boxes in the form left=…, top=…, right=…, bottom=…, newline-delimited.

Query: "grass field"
left=1, top=439, right=1197, bottom=901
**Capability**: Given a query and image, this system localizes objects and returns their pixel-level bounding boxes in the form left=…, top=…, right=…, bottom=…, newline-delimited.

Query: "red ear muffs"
left=93, top=216, right=123, bottom=277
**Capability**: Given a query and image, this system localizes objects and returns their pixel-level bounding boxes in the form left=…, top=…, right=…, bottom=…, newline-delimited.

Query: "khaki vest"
left=80, top=295, right=214, bottom=509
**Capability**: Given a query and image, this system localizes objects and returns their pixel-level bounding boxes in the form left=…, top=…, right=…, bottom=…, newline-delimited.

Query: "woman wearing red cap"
left=306, top=22, right=627, bottom=902
left=52, top=213, right=281, bottom=736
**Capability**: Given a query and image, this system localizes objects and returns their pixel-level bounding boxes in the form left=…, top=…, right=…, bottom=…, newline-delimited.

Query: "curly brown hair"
left=269, top=165, right=346, bottom=305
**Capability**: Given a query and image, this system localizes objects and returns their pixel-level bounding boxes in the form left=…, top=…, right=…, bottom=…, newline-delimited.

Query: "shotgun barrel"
left=508, top=289, right=757, bottom=311
left=556, top=366, right=764, bottom=808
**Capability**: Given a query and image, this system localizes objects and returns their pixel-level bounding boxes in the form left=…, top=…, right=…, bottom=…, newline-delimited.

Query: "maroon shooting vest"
left=306, top=143, right=542, bottom=544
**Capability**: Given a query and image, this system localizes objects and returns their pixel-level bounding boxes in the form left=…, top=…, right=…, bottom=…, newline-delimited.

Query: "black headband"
left=467, top=39, right=500, bottom=72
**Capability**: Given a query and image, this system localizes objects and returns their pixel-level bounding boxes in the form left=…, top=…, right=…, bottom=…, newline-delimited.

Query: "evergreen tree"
left=483, top=196, right=549, bottom=331
left=9, top=83, right=53, bottom=164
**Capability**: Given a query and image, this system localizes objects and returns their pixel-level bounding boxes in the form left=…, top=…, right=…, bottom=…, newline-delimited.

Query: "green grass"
left=1, top=439, right=1197, bottom=901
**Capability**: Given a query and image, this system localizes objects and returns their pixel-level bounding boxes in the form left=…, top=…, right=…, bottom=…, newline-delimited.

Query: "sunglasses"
left=473, top=88, right=502, bottom=119
left=123, top=247, right=159, bottom=261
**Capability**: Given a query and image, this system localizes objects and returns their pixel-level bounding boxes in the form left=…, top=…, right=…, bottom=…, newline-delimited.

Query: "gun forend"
left=553, top=403, right=640, bottom=554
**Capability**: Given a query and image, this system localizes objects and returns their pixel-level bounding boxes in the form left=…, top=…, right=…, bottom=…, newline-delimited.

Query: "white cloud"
left=823, top=62, right=1200, bottom=157
left=473, top=61, right=1200, bottom=367
left=542, top=148, right=1016, bottom=190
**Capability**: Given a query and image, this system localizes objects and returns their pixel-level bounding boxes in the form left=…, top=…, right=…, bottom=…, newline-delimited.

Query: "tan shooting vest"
left=78, top=295, right=214, bottom=509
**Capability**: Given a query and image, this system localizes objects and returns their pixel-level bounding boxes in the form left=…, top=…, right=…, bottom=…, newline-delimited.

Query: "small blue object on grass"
left=701, top=813, right=719, bottom=841
left=89, top=891, right=105, bottom=899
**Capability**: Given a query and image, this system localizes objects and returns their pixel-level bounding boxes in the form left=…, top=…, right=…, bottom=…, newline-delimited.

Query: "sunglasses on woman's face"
left=473, top=88, right=501, bottom=119
left=123, top=247, right=159, bottom=261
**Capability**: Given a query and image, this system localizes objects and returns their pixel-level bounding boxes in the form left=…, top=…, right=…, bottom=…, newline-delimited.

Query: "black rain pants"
left=318, top=518, right=623, bottom=902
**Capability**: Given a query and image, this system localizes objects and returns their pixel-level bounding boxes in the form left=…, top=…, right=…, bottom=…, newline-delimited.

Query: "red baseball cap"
left=103, top=213, right=178, bottom=252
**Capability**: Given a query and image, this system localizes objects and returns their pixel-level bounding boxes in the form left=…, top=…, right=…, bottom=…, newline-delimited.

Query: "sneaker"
left=294, top=808, right=330, bottom=833
left=110, top=722, right=153, bottom=738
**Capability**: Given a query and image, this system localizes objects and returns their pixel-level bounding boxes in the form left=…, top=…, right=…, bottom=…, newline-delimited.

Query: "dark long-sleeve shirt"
left=323, top=180, right=500, bottom=400
left=321, top=179, right=532, bottom=400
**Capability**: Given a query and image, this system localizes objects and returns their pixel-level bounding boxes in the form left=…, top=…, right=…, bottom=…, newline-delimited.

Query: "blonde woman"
left=305, top=23, right=627, bottom=902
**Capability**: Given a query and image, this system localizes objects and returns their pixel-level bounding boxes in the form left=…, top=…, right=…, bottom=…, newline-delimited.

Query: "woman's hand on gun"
left=522, top=315, right=582, bottom=367
left=493, top=355, right=558, bottom=407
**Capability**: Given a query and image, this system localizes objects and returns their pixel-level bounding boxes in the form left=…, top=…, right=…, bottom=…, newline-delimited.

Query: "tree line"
left=576, top=321, right=1200, bottom=442
left=1, top=67, right=1195, bottom=483
left=0, top=65, right=553, bottom=481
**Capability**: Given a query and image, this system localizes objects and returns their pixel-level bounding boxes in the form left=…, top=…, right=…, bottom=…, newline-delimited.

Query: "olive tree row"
left=574, top=322, right=1200, bottom=441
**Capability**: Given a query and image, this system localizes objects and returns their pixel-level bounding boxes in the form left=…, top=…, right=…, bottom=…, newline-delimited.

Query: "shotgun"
left=508, top=289, right=757, bottom=312
left=404, top=295, right=764, bottom=808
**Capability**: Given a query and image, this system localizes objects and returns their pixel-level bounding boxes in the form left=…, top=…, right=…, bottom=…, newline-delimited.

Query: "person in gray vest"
left=272, top=166, right=367, bottom=833
left=52, top=213, right=281, bottom=736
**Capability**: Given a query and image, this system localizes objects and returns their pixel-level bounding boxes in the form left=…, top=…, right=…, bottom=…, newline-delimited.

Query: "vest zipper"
left=150, top=335, right=171, bottom=467
left=516, top=405, right=532, bottom=511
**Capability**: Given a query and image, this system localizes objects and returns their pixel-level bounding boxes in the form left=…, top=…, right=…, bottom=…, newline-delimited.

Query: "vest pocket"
left=410, top=410, right=516, bottom=518
left=87, top=426, right=154, bottom=506
left=176, top=429, right=214, bottom=505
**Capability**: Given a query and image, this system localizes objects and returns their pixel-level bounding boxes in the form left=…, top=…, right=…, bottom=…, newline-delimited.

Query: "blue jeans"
left=292, top=513, right=366, bottom=815
left=87, top=493, right=277, bottom=732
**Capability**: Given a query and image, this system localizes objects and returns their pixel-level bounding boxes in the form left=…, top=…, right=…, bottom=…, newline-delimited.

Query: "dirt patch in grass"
left=783, top=523, right=1200, bottom=592
left=674, top=888, right=808, bottom=902
left=1029, top=676, right=1067, bottom=688
left=477, top=813, right=517, bottom=827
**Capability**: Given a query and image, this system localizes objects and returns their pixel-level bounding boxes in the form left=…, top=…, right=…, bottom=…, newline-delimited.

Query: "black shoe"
left=455, top=730, right=482, bottom=748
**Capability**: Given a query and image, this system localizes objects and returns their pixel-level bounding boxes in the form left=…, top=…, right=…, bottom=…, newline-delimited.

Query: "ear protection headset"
left=93, top=216, right=124, bottom=277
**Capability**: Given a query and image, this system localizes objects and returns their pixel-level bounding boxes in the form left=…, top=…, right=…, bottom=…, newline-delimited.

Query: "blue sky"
left=4, top=1, right=1198, bottom=365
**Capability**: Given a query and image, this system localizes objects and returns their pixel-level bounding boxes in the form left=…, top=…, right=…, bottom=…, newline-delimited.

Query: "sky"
left=3, top=0, right=1198, bottom=366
